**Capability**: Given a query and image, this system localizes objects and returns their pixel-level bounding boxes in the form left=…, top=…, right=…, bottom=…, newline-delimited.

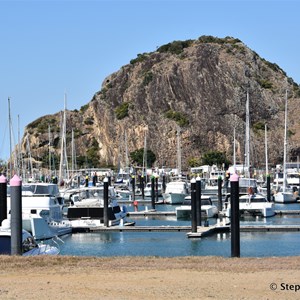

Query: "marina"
left=52, top=194, right=300, bottom=258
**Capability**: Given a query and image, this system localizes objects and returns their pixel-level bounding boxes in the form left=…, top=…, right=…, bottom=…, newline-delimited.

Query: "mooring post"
left=140, top=175, right=145, bottom=199
left=217, top=176, right=223, bottom=212
left=10, top=175, right=22, bottom=255
left=191, top=178, right=197, bottom=232
left=151, top=176, right=155, bottom=209
left=0, top=175, right=7, bottom=226
left=230, top=173, right=240, bottom=258
left=131, top=175, right=135, bottom=202
left=267, top=174, right=271, bottom=202
left=162, top=174, right=166, bottom=193
left=196, top=176, right=201, bottom=226
left=155, top=176, right=159, bottom=203
left=103, top=177, right=109, bottom=227
left=108, top=176, right=111, bottom=186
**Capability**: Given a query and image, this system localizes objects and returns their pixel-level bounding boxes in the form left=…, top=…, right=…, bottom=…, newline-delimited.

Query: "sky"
left=0, top=0, right=299, bottom=160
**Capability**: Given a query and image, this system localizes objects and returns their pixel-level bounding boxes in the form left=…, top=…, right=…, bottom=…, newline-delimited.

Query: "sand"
left=1, top=256, right=300, bottom=299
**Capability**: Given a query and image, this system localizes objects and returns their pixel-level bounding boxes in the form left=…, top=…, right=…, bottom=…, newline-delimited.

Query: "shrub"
left=157, top=40, right=193, bottom=55
left=130, top=53, right=148, bottom=65
left=143, top=71, right=153, bottom=86
left=164, top=110, right=189, bottom=127
left=115, top=102, right=130, bottom=120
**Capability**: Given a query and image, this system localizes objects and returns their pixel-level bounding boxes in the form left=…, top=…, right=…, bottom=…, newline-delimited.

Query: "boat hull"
left=163, top=192, right=186, bottom=204
left=274, top=192, right=296, bottom=203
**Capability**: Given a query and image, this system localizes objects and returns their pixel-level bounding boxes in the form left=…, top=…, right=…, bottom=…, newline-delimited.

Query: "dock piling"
left=0, top=175, right=7, bottom=226
left=103, top=177, right=109, bottom=227
left=230, top=173, right=240, bottom=258
left=191, top=178, right=197, bottom=233
left=10, top=175, right=22, bottom=256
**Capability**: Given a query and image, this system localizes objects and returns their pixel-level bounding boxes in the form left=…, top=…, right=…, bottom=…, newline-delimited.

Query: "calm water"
left=57, top=199, right=300, bottom=257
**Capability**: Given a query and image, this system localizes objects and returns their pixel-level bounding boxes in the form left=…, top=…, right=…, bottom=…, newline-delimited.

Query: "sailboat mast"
left=59, top=94, right=69, bottom=182
left=125, top=131, right=129, bottom=171
left=233, top=126, right=236, bottom=169
left=8, top=97, right=12, bottom=179
left=265, top=123, right=268, bottom=175
left=283, top=90, right=288, bottom=190
left=245, top=91, right=250, bottom=177
left=176, top=126, right=181, bottom=175
left=48, top=125, right=52, bottom=177
left=142, top=128, right=147, bottom=176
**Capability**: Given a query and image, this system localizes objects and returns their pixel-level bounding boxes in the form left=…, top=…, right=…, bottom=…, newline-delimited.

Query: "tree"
left=201, top=151, right=230, bottom=168
left=130, top=148, right=156, bottom=167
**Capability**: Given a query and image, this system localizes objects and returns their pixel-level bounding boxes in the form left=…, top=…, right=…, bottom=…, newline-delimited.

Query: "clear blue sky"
left=0, top=0, right=299, bottom=160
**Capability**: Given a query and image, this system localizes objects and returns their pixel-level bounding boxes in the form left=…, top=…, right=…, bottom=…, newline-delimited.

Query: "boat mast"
left=48, top=125, right=52, bottom=178
left=265, top=123, right=268, bottom=175
left=176, top=125, right=181, bottom=175
left=142, top=127, right=147, bottom=176
left=282, top=89, right=288, bottom=191
left=71, top=129, right=77, bottom=177
left=125, top=131, right=129, bottom=172
left=59, top=93, right=69, bottom=182
left=245, top=91, right=250, bottom=177
left=8, top=97, right=13, bottom=179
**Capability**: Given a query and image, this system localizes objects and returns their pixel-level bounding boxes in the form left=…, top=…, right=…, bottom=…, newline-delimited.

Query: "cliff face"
left=23, top=36, right=300, bottom=171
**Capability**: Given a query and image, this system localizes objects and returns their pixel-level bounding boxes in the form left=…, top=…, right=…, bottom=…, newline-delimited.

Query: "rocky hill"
left=22, top=36, right=300, bottom=172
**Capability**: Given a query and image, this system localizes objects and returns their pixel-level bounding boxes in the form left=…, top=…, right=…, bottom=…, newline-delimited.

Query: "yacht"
left=162, top=179, right=189, bottom=204
left=224, top=193, right=275, bottom=218
left=0, top=218, right=60, bottom=256
left=65, top=185, right=128, bottom=229
left=204, top=166, right=225, bottom=191
left=176, top=195, right=218, bottom=219
left=7, top=182, right=72, bottom=240
left=144, top=181, right=163, bottom=197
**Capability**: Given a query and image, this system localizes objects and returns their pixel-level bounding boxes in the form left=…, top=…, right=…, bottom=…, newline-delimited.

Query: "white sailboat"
left=274, top=90, right=295, bottom=203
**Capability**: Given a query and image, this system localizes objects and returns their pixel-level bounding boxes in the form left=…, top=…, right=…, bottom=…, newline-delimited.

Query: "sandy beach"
left=0, top=255, right=300, bottom=299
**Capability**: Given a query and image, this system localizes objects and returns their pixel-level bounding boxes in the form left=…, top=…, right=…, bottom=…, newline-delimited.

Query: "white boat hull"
left=274, top=191, right=296, bottom=203
left=163, top=192, right=186, bottom=204
left=176, top=205, right=218, bottom=219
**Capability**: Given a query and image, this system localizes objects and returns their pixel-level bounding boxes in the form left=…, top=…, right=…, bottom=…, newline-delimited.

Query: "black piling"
left=103, top=178, right=109, bottom=227
left=267, top=175, right=271, bottom=202
left=191, top=179, right=197, bottom=233
left=217, top=176, right=223, bottom=212
left=155, top=177, right=159, bottom=203
left=140, top=175, right=145, bottom=200
left=108, top=176, right=111, bottom=187
left=162, top=174, right=166, bottom=193
left=10, top=175, right=22, bottom=255
left=230, top=173, right=240, bottom=258
left=131, top=175, right=135, bottom=202
left=151, top=176, right=155, bottom=209
left=0, top=175, right=7, bottom=226
left=196, top=176, right=202, bottom=226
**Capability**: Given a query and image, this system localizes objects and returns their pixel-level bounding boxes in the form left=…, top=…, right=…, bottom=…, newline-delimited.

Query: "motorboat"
left=7, top=182, right=72, bottom=240
left=144, top=181, right=163, bottom=197
left=204, top=166, right=225, bottom=191
left=286, top=171, right=300, bottom=189
left=224, top=193, right=275, bottom=218
left=273, top=185, right=296, bottom=203
left=162, top=180, right=189, bottom=204
left=65, top=185, right=128, bottom=229
left=0, top=218, right=60, bottom=256
left=176, top=195, right=218, bottom=219
left=226, top=177, right=258, bottom=195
